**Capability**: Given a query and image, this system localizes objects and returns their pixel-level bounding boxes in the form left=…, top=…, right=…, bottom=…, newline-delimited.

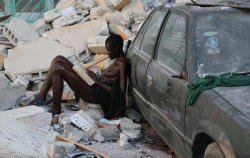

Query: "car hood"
left=213, top=86, right=250, bottom=119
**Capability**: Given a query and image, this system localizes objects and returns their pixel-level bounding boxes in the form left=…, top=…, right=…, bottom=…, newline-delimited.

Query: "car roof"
left=155, top=3, right=248, bottom=15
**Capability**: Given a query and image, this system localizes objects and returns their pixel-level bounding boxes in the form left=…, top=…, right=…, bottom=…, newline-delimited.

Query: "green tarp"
left=187, top=73, right=250, bottom=105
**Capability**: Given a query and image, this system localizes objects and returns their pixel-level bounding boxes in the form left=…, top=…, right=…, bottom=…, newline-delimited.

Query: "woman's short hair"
left=105, top=34, right=123, bottom=51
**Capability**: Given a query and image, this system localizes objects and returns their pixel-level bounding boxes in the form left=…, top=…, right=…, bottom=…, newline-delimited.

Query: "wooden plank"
left=56, top=134, right=110, bottom=158
left=82, top=55, right=108, bottom=68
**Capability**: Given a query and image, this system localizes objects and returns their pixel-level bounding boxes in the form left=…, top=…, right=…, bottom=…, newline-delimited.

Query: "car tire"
left=204, top=142, right=225, bottom=158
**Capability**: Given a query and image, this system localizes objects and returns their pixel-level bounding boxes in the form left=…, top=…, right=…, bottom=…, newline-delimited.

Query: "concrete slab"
left=44, top=9, right=62, bottom=23
left=87, top=36, right=108, bottom=54
left=121, top=0, right=144, bottom=12
left=4, top=37, right=75, bottom=75
left=3, top=106, right=52, bottom=128
left=2, top=18, right=39, bottom=46
left=31, top=18, right=47, bottom=36
left=56, top=0, right=76, bottom=10
left=43, top=19, right=103, bottom=54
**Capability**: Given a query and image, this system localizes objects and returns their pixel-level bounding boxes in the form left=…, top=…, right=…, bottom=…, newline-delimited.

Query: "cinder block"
left=45, top=141, right=76, bottom=158
left=87, top=36, right=108, bottom=54
left=0, top=44, right=13, bottom=54
left=44, top=9, right=62, bottom=23
left=116, top=25, right=134, bottom=40
left=2, top=18, right=39, bottom=46
left=24, top=70, right=48, bottom=81
left=52, top=10, right=87, bottom=29
left=3, top=106, right=52, bottom=128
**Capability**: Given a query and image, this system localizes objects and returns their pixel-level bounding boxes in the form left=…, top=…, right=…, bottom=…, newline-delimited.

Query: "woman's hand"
left=86, top=69, right=99, bottom=82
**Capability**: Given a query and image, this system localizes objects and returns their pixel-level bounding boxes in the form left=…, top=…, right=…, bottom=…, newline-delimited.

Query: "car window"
left=156, top=13, right=186, bottom=74
left=133, top=12, right=153, bottom=49
left=140, top=11, right=167, bottom=56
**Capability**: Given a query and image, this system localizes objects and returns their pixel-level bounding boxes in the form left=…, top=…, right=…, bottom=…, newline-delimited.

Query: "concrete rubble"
left=0, top=0, right=177, bottom=157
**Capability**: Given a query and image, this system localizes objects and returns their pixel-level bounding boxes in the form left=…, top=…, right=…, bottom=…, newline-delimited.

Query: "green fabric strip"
left=187, top=73, right=250, bottom=105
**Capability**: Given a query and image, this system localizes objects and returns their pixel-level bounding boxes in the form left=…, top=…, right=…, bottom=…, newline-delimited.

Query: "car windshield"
left=196, top=11, right=250, bottom=77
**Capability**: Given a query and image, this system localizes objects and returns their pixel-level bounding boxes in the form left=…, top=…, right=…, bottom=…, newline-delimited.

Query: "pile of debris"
left=0, top=0, right=177, bottom=157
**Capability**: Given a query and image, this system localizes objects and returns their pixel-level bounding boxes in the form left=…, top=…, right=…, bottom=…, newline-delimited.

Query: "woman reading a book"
left=29, top=34, right=127, bottom=118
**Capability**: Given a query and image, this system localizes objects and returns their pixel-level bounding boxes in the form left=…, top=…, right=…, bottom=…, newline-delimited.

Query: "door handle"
left=146, top=74, right=153, bottom=86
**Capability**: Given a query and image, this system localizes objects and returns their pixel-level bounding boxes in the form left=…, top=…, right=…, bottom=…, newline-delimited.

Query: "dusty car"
left=126, top=3, right=250, bottom=158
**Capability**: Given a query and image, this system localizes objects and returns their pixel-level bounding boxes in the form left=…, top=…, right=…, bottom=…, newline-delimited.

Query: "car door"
left=127, top=10, right=168, bottom=98
left=144, top=11, right=189, bottom=156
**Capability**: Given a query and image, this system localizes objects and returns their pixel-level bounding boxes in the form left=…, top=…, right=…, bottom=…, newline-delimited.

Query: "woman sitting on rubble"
left=29, top=34, right=127, bottom=119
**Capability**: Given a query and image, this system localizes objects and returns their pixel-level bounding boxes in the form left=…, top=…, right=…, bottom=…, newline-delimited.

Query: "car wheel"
left=204, top=142, right=225, bottom=158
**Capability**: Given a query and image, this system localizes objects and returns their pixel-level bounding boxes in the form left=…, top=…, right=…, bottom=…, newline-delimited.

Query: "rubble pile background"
left=0, top=0, right=180, bottom=157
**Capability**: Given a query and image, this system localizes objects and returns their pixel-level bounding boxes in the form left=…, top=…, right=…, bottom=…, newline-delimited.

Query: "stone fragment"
left=52, top=10, right=86, bottom=29
left=4, top=37, right=75, bottom=75
left=3, top=106, right=52, bottom=127
left=123, top=130, right=141, bottom=140
left=119, top=133, right=133, bottom=150
left=116, top=25, right=135, bottom=40
left=96, top=21, right=109, bottom=36
left=90, top=6, right=111, bottom=20
left=115, top=0, right=131, bottom=11
left=2, top=18, right=39, bottom=46
left=121, top=0, right=144, bottom=12
left=100, top=126, right=120, bottom=141
left=78, top=0, right=96, bottom=10
left=31, top=18, right=47, bottom=36
left=56, top=0, right=76, bottom=10
left=119, top=121, right=141, bottom=131
left=109, top=11, right=132, bottom=33
left=125, top=108, right=142, bottom=122
left=44, top=9, right=62, bottom=23
left=43, top=19, right=102, bottom=54
left=45, top=141, right=76, bottom=158
left=0, top=54, right=5, bottom=70
left=131, top=23, right=139, bottom=34
left=87, top=36, right=108, bottom=54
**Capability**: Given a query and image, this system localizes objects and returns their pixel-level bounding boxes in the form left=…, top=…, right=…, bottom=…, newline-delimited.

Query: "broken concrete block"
left=0, top=44, right=13, bottom=54
left=45, top=141, right=76, bottom=158
left=52, top=10, right=86, bottom=29
left=91, top=126, right=105, bottom=142
left=132, top=12, right=149, bottom=24
left=44, top=9, right=62, bottom=23
left=43, top=19, right=102, bottom=54
left=2, top=18, right=39, bottom=46
left=58, top=112, right=75, bottom=126
left=0, top=83, right=26, bottom=111
left=123, top=130, right=141, bottom=140
left=4, top=37, right=75, bottom=76
left=119, top=121, right=141, bottom=131
left=116, top=25, right=134, bottom=40
left=90, top=6, right=111, bottom=20
left=85, top=109, right=104, bottom=121
left=100, top=126, right=120, bottom=141
left=78, top=0, right=97, bottom=10
left=121, top=0, right=144, bottom=12
left=3, top=106, right=52, bottom=127
left=109, top=11, right=132, bottom=33
left=87, top=36, right=108, bottom=54
left=31, top=19, right=47, bottom=36
left=125, top=108, right=142, bottom=122
left=56, top=0, right=76, bottom=10
left=96, top=21, right=109, bottom=36
left=119, top=133, right=133, bottom=150
left=79, top=15, right=91, bottom=23
left=115, top=0, right=131, bottom=11
left=120, top=117, right=134, bottom=123
left=0, top=54, right=5, bottom=70
left=131, top=23, right=139, bottom=34
left=95, top=0, right=112, bottom=6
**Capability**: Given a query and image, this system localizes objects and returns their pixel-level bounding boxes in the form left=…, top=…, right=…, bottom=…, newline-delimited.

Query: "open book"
left=73, top=61, right=95, bottom=86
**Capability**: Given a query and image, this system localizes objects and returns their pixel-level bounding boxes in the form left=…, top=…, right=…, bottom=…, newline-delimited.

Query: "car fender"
left=192, top=120, right=236, bottom=158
